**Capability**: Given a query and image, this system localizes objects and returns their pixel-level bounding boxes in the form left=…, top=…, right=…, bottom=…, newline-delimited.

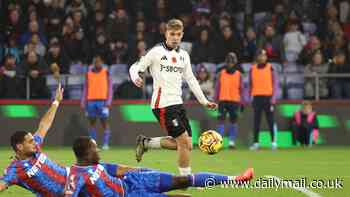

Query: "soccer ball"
left=198, top=130, right=223, bottom=154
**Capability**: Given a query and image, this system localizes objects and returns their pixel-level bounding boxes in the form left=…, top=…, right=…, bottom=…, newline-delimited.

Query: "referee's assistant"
left=249, top=49, right=278, bottom=150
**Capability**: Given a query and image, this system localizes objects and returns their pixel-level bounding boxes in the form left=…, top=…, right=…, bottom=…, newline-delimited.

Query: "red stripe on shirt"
left=155, top=87, right=162, bottom=109
left=16, top=163, right=55, bottom=197
left=83, top=172, right=104, bottom=197
left=40, top=164, right=66, bottom=185
left=100, top=171, right=124, bottom=197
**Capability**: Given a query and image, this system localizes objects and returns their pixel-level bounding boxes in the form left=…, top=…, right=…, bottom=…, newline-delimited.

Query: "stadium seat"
left=199, top=62, right=217, bottom=76
left=180, top=42, right=192, bottom=54
left=285, top=73, right=305, bottom=99
left=109, top=64, right=130, bottom=92
left=67, top=75, right=85, bottom=99
left=69, top=63, right=87, bottom=74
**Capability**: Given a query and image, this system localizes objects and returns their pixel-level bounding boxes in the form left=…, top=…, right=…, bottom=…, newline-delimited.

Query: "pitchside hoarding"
left=0, top=101, right=349, bottom=147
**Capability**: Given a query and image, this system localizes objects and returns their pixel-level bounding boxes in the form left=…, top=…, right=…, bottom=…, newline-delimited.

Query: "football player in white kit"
left=129, top=19, right=217, bottom=176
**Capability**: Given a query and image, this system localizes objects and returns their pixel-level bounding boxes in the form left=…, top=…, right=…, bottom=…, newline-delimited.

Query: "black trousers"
left=252, top=96, right=275, bottom=143
left=291, top=123, right=312, bottom=145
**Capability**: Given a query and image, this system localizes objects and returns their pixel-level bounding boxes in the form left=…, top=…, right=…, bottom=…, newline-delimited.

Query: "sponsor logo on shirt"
left=89, top=165, right=104, bottom=184
left=160, top=64, right=184, bottom=73
left=26, top=153, right=47, bottom=177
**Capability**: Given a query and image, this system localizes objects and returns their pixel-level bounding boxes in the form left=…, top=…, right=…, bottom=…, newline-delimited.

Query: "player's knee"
left=177, top=138, right=191, bottom=150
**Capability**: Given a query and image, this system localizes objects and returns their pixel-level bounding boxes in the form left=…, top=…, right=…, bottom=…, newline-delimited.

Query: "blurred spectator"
left=283, top=22, right=307, bottom=63
left=328, top=50, right=350, bottom=98
left=20, top=20, right=47, bottom=46
left=329, top=35, right=347, bottom=56
left=196, top=65, right=214, bottom=100
left=91, top=9, right=107, bottom=38
left=27, top=10, right=45, bottom=32
left=71, top=10, right=87, bottom=33
left=191, top=13, right=213, bottom=42
left=19, top=51, right=49, bottom=98
left=178, top=13, right=194, bottom=42
left=257, top=24, right=284, bottom=63
left=0, top=54, right=20, bottom=98
left=130, top=20, right=154, bottom=50
left=70, top=28, right=90, bottom=64
left=46, top=1, right=65, bottom=38
left=193, top=0, right=211, bottom=16
left=151, top=0, right=170, bottom=22
left=304, top=51, right=329, bottom=98
left=107, top=8, right=129, bottom=42
left=291, top=101, right=319, bottom=146
left=4, top=9, right=24, bottom=40
left=271, top=3, right=288, bottom=34
left=128, top=40, right=147, bottom=65
left=191, top=28, right=215, bottom=64
left=46, top=42, right=71, bottom=75
left=91, top=33, right=110, bottom=65
left=153, top=21, right=167, bottom=44
left=66, top=0, right=88, bottom=17
left=109, top=40, right=129, bottom=65
left=298, top=36, right=325, bottom=65
left=215, top=26, right=242, bottom=63
left=24, top=34, right=46, bottom=57
left=242, top=27, right=257, bottom=62
left=4, top=35, right=21, bottom=64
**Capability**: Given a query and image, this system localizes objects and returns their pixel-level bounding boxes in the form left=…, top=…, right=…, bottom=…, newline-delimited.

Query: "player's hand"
left=54, top=83, right=64, bottom=102
left=206, top=101, right=218, bottom=110
left=133, top=77, right=144, bottom=88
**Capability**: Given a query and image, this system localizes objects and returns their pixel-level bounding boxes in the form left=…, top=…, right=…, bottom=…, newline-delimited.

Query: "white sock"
left=179, top=167, right=192, bottom=176
left=146, top=137, right=162, bottom=149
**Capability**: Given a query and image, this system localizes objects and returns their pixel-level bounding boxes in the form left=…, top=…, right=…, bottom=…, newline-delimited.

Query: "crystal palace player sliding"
left=0, top=85, right=143, bottom=196
left=129, top=19, right=217, bottom=176
left=0, top=84, right=65, bottom=195
left=64, top=136, right=254, bottom=197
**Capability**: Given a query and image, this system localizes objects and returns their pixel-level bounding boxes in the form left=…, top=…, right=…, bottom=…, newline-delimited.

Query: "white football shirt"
left=129, top=43, right=209, bottom=109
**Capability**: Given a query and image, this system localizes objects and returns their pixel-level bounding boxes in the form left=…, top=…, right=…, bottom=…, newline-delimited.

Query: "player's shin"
left=177, top=142, right=191, bottom=175
left=89, top=128, right=97, bottom=140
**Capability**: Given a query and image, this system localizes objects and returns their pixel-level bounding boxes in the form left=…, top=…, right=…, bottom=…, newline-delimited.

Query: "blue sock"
left=188, top=173, right=232, bottom=187
left=103, top=129, right=111, bottom=145
left=217, top=124, right=225, bottom=137
left=89, top=128, right=97, bottom=140
left=228, top=123, right=237, bottom=142
left=158, top=172, right=173, bottom=192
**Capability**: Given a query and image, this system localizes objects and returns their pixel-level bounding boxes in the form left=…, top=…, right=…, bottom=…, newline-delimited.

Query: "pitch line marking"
left=264, top=175, right=322, bottom=197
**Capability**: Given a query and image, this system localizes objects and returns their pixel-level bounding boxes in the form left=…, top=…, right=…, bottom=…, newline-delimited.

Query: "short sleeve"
left=1, top=163, right=18, bottom=186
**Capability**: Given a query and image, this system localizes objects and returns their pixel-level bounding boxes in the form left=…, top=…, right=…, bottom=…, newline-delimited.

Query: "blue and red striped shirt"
left=0, top=135, right=67, bottom=197
left=65, top=164, right=124, bottom=197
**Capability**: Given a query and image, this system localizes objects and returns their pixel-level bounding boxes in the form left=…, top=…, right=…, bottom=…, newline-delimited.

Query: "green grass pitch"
left=0, top=146, right=349, bottom=197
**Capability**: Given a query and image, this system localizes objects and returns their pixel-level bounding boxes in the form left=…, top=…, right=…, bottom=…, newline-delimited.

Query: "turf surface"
left=0, top=146, right=349, bottom=197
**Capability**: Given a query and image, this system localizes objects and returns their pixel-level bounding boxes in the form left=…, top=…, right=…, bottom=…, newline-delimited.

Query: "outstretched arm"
left=129, top=50, right=154, bottom=88
left=35, top=84, right=64, bottom=139
left=183, top=54, right=217, bottom=109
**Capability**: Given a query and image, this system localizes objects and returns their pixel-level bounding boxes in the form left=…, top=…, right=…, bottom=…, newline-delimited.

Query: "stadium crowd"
left=0, top=0, right=350, bottom=100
